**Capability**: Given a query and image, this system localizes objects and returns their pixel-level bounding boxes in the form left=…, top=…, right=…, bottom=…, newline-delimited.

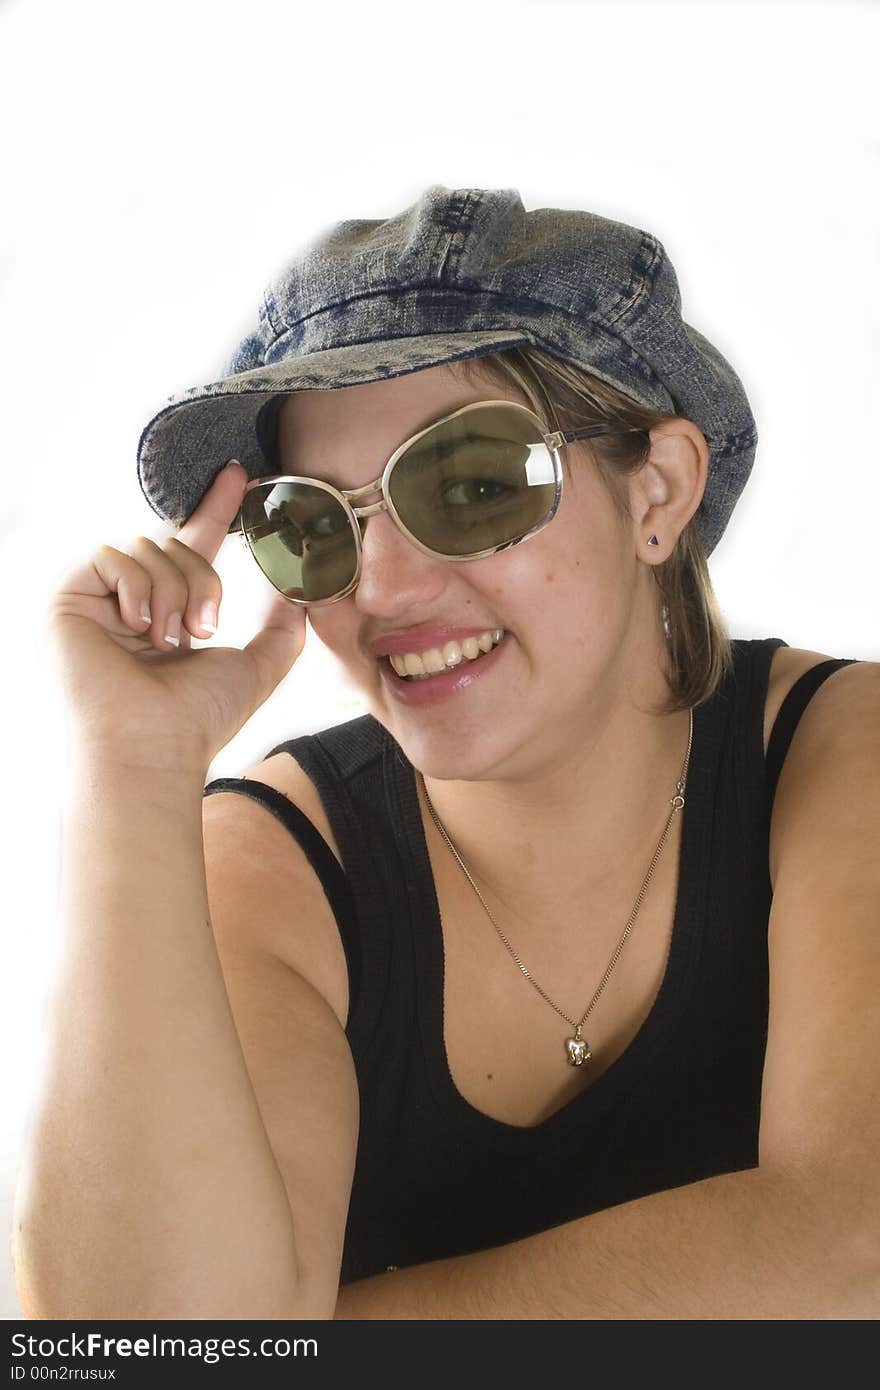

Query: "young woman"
left=14, top=187, right=879, bottom=1320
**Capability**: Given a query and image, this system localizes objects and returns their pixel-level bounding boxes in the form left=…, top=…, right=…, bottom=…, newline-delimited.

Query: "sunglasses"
left=237, top=398, right=644, bottom=606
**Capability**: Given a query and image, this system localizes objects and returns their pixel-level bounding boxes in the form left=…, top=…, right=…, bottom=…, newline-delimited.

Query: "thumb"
left=241, top=590, right=308, bottom=703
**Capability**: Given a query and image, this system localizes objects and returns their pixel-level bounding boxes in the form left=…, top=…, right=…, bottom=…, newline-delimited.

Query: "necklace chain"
left=420, top=708, right=694, bottom=1053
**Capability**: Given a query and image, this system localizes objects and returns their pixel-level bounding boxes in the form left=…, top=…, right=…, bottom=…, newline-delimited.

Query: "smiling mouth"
left=385, top=629, right=506, bottom=680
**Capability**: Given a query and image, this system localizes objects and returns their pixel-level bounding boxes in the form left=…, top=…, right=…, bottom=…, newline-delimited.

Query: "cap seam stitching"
left=431, top=191, right=474, bottom=280
left=603, top=233, right=665, bottom=329
left=261, top=289, right=285, bottom=340
left=260, top=280, right=668, bottom=353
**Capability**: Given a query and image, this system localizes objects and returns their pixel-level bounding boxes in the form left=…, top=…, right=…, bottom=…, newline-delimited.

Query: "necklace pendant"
left=565, top=1026, right=592, bottom=1067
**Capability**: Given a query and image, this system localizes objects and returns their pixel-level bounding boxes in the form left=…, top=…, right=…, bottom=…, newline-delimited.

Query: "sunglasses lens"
left=240, top=404, right=558, bottom=603
left=388, top=403, right=557, bottom=557
left=240, top=480, right=358, bottom=603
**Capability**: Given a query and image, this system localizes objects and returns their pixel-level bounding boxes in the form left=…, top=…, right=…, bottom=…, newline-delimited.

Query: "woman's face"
left=277, top=362, right=653, bottom=783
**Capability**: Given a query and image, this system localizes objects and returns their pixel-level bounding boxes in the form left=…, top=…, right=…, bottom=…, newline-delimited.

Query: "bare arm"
left=12, top=750, right=345, bottom=1321
left=334, top=1166, right=875, bottom=1319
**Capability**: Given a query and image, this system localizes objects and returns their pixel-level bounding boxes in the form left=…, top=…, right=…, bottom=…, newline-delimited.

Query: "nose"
left=352, top=506, right=448, bottom=617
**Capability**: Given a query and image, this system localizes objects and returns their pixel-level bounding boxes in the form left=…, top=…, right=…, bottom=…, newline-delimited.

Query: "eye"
left=441, top=478, right=515, bottom=506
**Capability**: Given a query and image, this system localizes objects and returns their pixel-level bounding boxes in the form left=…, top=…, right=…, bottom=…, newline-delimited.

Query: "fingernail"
left=199, top=601, right=218, bottom=634
left=164, top=612, right=182, bottom=647
left=139, top=599, right=152, bottom=625
left=224, top=459, right=241, bottom=474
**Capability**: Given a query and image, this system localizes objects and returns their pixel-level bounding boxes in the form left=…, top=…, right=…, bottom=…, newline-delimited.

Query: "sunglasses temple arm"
left=548, top=425, right=646, bottom=448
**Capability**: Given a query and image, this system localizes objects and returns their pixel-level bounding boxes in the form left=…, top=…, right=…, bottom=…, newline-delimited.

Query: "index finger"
left=175, top=459, right=250, bottom=564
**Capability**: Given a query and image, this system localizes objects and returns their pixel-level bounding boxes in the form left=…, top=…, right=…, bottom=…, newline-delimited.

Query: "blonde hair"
left=449, top=345, right=734, bottom=716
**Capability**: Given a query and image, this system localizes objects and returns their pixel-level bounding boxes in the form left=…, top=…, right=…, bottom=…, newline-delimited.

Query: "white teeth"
left=388, top=629, right=505, bottom=679
left=442, top=640, right=463, bottom=667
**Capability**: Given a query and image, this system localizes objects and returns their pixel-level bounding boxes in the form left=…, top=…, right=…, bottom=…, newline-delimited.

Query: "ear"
left=628, top=417, right=709, bottom=554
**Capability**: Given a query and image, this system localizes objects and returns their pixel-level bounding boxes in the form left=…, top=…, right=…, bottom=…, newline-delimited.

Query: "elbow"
left=766, top=1162, right=880, bottom=1317
left=821, top=1239, right=880, bottom=1318
left=11, top=1218, right=58, bottom=1322
left=821, top=1173, right=880, bottom=1316
left=11, top=1171, right=59, bottom=1319
left=829, top=1211, right=880, bottom=1317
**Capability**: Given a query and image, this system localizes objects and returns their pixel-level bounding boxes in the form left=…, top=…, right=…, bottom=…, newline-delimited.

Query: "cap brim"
left=137, top=330, right=535, bottom=536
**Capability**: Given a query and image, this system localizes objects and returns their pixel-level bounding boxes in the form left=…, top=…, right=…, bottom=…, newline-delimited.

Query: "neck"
left=417, top=699, right=693, bottom=932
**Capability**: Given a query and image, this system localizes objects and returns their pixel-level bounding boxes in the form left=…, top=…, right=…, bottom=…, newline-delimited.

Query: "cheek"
left=489, top=516, right=623, bottom=655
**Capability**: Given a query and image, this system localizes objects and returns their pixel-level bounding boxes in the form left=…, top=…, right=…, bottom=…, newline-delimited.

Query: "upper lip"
left=369, top=624, right=503, bottom=658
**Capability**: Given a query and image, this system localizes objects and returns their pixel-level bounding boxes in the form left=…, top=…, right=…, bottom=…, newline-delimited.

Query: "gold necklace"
left=419, top=707, right=694, bottom=1068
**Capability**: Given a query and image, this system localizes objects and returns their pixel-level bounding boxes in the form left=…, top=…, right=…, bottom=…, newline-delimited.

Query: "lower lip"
left=378, top=638, right=509, bottom=707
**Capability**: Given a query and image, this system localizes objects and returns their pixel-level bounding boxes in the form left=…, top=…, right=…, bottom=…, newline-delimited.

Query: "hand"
left=45, top=461, right=307, bottom=773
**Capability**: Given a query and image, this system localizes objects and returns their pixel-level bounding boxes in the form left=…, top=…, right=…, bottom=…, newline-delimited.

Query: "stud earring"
left=648, top=534, right=660, bottom=546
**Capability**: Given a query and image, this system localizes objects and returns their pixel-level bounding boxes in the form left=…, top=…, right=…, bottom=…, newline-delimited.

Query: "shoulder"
left=761, top=643, right=879, bottom=887
left=202, top=744, right=352, bottom=1027
left=238, top=713, right=391, bottom=865
left=235, top=747, right=347, bottom=873
left=762, top=642, right=862, bottom=757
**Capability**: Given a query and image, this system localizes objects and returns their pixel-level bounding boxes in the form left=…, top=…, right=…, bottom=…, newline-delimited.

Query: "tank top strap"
left=262, top=714, right=400, bottom=1056
left=765, top=657, right=860, bottom=816
left=202, top=774, right=362, bottom=1017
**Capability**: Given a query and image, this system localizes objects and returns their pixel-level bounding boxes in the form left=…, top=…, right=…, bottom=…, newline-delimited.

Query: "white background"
left=1, top=0, right=877, bottom=1320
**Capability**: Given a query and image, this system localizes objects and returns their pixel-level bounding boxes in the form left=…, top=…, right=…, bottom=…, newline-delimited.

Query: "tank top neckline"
left=383, top=689, right=725, bottom=1153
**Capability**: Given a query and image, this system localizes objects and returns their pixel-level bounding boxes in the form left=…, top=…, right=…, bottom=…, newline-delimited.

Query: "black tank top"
left=203, top=636, right=859, bottom=1285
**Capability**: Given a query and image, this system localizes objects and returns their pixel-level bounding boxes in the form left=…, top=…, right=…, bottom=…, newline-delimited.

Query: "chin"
left=366, top=706, right=517, bottom=783
left=405, top=742, right=504, bottom=784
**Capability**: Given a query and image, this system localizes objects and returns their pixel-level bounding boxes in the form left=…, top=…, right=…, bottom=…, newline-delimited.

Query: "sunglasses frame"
left=236, top=398, right=645, bottom=607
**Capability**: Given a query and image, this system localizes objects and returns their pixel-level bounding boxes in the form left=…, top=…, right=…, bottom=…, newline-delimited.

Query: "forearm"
left=14, top=748, right=301, bottom=1321
left=335, top=1166, right=878, bottom=1319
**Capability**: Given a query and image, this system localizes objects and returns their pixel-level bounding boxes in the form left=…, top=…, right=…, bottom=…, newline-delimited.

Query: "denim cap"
left=136, top=185, right=758, bottom=557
